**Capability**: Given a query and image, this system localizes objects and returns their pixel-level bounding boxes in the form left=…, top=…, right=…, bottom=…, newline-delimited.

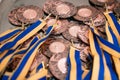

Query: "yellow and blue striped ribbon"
left=10, top=25, right=55, bottom=80
left=27, top=62, right=47, bottom=80
left=66, top=46, right=83, bottom=80
left=103, top=51, right=118, bottom=80
left=0, top=32, right=21, bottom=55
left=0, top=50, right=15, bottom=62
left=90, top=21, right=118, bottom=80
left=0, top=35, right=39, bottom=63
left=91, top=23, right=115, bottom=80
left=2, top=72, right=11, bottom=80
left=0, top=50, right=9, bottom=61
left=0, top=19, right=46, bottom=53
left=27, top=69, right=47, bottom=80
left=0, top=30, right=22, bottom=58
left=93, top=25, right=120, bottom=79
left=104, top=22, right=120, bottom=79
left=0, top=28, right=22, bottom=44
left=94, top=24, right=120, bottom=79
left=95, top=22, right=118, bottom=80
left=105, top=22, right=119, bottom=46
left=96, top=34, right=120, bottom=58
left=102, top=52, right=112, bottom=80
left=104, top=12, right=120, bottom=45
left=0, top=35, right=39, bottom=77
left=27, top=71, right=47, bottom=80
left=82, top=70, right=92, bottom=80
left=89, top=29, right=104, bottom=80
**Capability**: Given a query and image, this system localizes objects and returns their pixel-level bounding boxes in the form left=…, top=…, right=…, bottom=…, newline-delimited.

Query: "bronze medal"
left=41, top=38, right=56, bottom=58
left=43, top=17, right=69, bottom=35
left=43, top=0, right=63, bottom=14
left=80, top=47, right=92, bottom=69
left=30, top=52, right=49, bottom=71
left=62, top=21, right=83, bottom=42
left=49, top=52, right=68, bottom=80
left=41, top=38, right=70, bottom=58
left=50, top=1, right=77, bottom=18
left=89, top=0, right=116, bottom=7
left=84, top=11, right=106, bottom=26
left=73, top=5, right=98, bottom=22
left=77, top=25, right=89, bottom=44
left=92, top=12, right=106, bottom=26
left=17, top=5, right=43, bottom=24
left=89, top=0, right=116, bottom=12
left=8, top=7, right=22, bottom=26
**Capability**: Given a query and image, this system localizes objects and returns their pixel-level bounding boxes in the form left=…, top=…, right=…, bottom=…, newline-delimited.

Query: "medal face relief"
left=41, top=38, right=70, bottom=58
left=17, top=5, right=43, bottom=24
left=62, top=21, right=82, bottom=42
left=49, top=53, right=68, bottom=80
left=43, top=0, right=63, bottom=14
left=56, top=4, right=70, bottom=15
left=23, top=9, right=37, bottom=20
left=49, top=41, right=66, bottom=53
left=51, top=1, right=77, bottom=18
left=78, top=8, right=92, bottom=18
left=74, top=5, right=98, bottom=22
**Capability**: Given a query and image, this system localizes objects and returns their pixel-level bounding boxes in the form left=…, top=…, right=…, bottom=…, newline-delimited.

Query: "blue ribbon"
left=109, top=13, right=120, bottom=34
left=0, top=36, right=39, bottom=63
left=0, top=20, right=42, bottom=53
left=0, top=29, right=21, bottom=43
left=10, top=25, right=54, bottom=80
left=66, top=46, right=82, bottom=80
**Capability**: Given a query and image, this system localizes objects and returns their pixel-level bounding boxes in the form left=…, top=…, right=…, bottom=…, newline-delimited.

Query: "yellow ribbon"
left=104, top=12, right=120, bottom=45
left=105, top=22, right=120, bottom=79
left=89, top=29, right=104, bottom=80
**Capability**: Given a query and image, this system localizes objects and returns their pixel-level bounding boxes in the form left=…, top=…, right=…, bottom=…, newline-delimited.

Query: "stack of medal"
left=0, top=0, right=120, bottom=80
left=0, top=4, right=57, bottom=80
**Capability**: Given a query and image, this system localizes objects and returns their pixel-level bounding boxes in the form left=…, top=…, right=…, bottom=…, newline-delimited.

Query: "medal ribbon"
left=103, top=22, right=120, bottom=79
left=0, top=36, right=39, bottom=62
left=92, top=23, right=116, bottom=80
left=66, top=46, right=83, bottom=80
left=27, top=62, right=47, bottom=80
left=10, top=25, right=55, bottom=80
left=104, top=12, right=120, bottom=45
left=0, top=27, right=22, bottom=44
left=96, top=34, right=120, bottom=58
left=0, top=19, right=46, bottom=53
left=0, top=35, right=39, bottom=76
left=82, top=70, right=92, bottom=80
left=2, top=72, right=11, bottom=80
left=89, top=29, right=104, bottom=80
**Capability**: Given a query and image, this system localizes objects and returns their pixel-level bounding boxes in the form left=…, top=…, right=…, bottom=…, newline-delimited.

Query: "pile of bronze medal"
left=0, top=0, right=120, bottom=80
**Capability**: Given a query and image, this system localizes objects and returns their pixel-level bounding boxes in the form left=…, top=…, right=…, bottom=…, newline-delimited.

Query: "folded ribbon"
left=0, top=19, right=46, bottom=53
left=9, top=24, right=55, bottom=80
